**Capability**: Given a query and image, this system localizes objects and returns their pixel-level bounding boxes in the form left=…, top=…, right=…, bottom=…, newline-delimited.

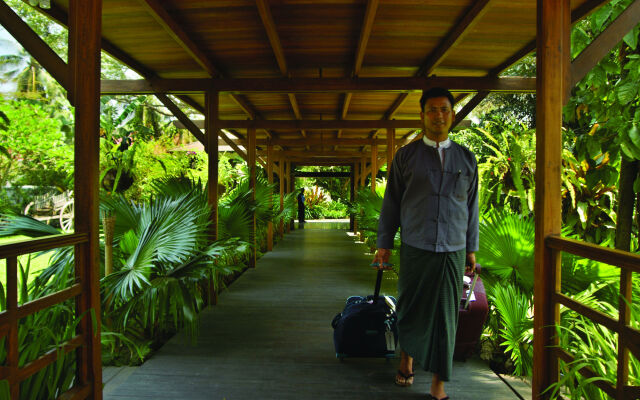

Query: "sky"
left=0, top=26, right=20, bottom=93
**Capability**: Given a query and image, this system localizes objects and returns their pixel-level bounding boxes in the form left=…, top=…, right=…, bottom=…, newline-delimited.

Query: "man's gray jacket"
left=376, top=139, right=479, bottom=253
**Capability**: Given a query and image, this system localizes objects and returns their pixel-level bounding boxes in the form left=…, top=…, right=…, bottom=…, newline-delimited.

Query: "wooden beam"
left=452, top=91, right=489, bottom=128
left=255, top=0, right=306, bottom=140
left=216, top=119, right=423, bottom=130
left=533, top=0, right=569, bottom=398
left=155, top=94, right=205, bottom=144
left=386, top=128, right=395, bottom=178
left=491, top=0, right=609, bottom=76
left=378, top=0, right=493, bottom=134
left=256, top=0, right=287, bottom=75
left=264, top=138, right=379, bottom=147
left=571, top=0, right=640, bottom=87
left=0, top=0, right=69, bottom=90
left=370, top=143, right=377, bottom=193
left=100, top=76, right=537, bottom=94
left=267, top=144, right=274, bottom=252
left=68, top=0, right=102, bottom=396
left=137, top=0, right=222, bottom=77
left=248, top=127, right=257, bottom=268
left=417, top=0, right=493, bottom=76
left=260, top=150, right=374, bottom=158
left=206, top=91, right=219, bottom=243
left=219, top=130, right=248, bottom=161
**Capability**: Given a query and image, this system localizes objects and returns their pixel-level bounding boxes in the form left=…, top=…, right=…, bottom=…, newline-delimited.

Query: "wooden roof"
left=45, top=0, right=605, bottom=162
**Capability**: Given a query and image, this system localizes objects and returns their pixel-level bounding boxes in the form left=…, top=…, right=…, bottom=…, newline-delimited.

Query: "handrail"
left=546, top=233, right=640, bottom=398
left=546, top=235, right=640, bottom=272
left=0, top=233, right=88, bottom=259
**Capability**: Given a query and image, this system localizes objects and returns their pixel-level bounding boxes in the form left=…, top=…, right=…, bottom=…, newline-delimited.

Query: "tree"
left=0, top=98, right=73, bottom=190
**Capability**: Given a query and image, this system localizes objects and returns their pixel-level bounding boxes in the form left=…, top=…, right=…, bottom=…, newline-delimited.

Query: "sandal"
left=426, top=395, right=449, bottom=400
left=395, top=369, right=415, bottom=387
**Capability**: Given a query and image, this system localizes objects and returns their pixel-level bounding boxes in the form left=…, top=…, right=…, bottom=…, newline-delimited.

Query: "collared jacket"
left=376, top=139, right=479, bottom=253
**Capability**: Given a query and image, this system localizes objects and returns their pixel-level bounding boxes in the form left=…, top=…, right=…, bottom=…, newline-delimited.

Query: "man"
left=372, top=87, right=479, bottom=400
left=297, top=188, right=305, bottom=224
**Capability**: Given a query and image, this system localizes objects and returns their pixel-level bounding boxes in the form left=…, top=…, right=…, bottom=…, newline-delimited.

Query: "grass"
left=0, top=236, right=54, bottom=287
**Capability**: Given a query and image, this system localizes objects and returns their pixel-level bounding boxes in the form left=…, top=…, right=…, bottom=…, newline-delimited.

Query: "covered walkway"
left=104, top=225, right=526, bottom=400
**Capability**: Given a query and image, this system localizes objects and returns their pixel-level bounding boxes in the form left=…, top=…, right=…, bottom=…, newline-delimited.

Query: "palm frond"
left=0, top=214, right=60, bottom=237
left=477, top=209, right=535, bottom=294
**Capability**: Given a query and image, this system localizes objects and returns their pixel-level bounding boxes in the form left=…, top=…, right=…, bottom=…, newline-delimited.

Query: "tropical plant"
left=548, top=285, right=640, bottom=399
left=489, top=282, right=533, bottom=376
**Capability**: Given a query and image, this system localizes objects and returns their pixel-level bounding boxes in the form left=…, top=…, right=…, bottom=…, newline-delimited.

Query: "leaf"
left=577, top=202, right=588, bottom=223
left=629, top=125, right=640, bottom=148
left=592, top=6, right=612, bottom=31
left=586, top=138, right=600, bottom=159
left=616, top=81, right=637, bottom=104
left=634, top=175, right=640, bottom=193
left=623, top=26, right=639, bottom=50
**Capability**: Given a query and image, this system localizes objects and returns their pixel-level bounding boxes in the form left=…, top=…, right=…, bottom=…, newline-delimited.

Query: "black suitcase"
left=331, top=268, right=398, bottom=359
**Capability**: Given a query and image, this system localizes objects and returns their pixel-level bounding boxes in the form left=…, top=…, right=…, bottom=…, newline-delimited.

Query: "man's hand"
left=372, top=248, right=392, bottom=270
left=465, top=252, right=476, bottom=274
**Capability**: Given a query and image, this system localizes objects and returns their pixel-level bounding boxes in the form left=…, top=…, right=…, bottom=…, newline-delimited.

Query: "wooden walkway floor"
left=105, top=224, right=526, bottom=400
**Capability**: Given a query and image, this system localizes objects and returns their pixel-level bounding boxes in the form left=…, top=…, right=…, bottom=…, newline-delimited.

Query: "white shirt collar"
left=422, top=135, right=451, bottom=149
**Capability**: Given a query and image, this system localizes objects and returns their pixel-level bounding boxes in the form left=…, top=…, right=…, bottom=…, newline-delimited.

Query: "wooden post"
left=248, top=127, right=257, bottom=267
left=353, top=162, right=359, bottom=234
left=360, top=158, right=366, bottom=187
left=285, top=160, right=291, bottom=233
left=371, top=142, right=378, bottom=193
left=279, top=158, right=285, bottom=238
left=533, top=0, right=568, bottom=397
left=349, top=164, right=355, bottom=231
left=69, top=0, right=102, bottom=396
left=387, top=128, right=395, bottom=179
left=205, top=90, right=219, bottom=304
left=267, top=144, right=274, bottom=251
left=206, top=91, right=219, bottom=242
left=288, top=161, right=295, bottom=230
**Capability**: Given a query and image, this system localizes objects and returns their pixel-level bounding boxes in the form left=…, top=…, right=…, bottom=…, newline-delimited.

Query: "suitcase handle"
left=463, top=263, right=481, bottom=309
left=370, top=263, right=393, bottom=300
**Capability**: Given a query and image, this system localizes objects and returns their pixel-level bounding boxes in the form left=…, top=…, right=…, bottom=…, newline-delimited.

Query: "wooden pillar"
left=360, top=158, right=366, bottom=187
left=349, top=164, right=355, bottom=231
left=248, top=127, right=257, bottom=267
left=279, top=158, right=285, bottom=238
left=267, top=144, right=274, bottom=251
left=533, top=0, right=568, bottom=397
left=69, top=0, right=102, bottom=397
left=205, top=91, right=219, bottom=304
left=371, top=143, right=378, bottom=193
left=387, top=128, right=395, bottom=179
left=205, top=91, right=219, bottom=242
left=288, top=162, right=295, bottom=230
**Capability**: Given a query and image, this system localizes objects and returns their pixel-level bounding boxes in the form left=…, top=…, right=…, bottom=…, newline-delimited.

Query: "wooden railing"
left=0, top=233, right=90, bottom=398
left=546, top=235, right=640, bottom=400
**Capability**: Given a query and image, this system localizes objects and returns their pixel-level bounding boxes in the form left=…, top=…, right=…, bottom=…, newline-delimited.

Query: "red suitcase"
left=454, top=265, right=489, bottom=361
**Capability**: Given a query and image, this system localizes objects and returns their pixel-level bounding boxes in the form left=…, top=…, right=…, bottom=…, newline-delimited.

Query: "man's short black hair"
left=420, top=87, right=455, bottom=111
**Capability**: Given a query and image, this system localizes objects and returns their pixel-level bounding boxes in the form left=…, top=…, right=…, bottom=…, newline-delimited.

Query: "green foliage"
left=490, top=283, right=533, bottom=376
left=549, top=286, right=640, bottom=399
left=477, top=209, right=535, bottom=294
left=0, top=99, right=73, bottom=190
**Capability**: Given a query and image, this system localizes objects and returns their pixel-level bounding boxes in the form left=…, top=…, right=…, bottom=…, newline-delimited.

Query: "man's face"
left=420, top=96, right=455, bottom=138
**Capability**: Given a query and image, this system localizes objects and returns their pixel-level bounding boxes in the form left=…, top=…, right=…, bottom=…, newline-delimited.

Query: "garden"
left=0, top=0, right=639, bottom=398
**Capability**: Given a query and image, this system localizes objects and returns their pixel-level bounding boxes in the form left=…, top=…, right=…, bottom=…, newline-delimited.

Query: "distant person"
left=297, top=188, right=305, bottom=224
left=372, top=87, right=479, bottom=400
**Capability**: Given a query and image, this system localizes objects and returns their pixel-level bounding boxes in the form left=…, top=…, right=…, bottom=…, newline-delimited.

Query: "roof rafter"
left=256, top=0, right=306, bottom=139
left=137, top=0, right=222, bottom=77
left=490, top=0, right=609, bottom=75
left=337, top=0, right=379, bottom=143
left=377, top=0, right=493, bottom=133
left=137, top=0, right=273, bottom=139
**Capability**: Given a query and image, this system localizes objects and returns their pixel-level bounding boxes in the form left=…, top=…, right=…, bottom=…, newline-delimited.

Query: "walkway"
left=105, top=224, right=527, bottom=400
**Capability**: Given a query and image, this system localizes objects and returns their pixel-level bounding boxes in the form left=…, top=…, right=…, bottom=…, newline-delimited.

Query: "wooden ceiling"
left=42, top=0, right=605, bottom=162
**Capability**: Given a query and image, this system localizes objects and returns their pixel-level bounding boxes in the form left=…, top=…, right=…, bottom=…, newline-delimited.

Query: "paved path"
left=105, top=225, right=525, bottom=399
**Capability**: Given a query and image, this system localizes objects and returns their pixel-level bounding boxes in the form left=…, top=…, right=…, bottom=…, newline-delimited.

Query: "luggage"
left=331, top=268, right=398, bottom=359
left=454, top=265, right=489, bottom=361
